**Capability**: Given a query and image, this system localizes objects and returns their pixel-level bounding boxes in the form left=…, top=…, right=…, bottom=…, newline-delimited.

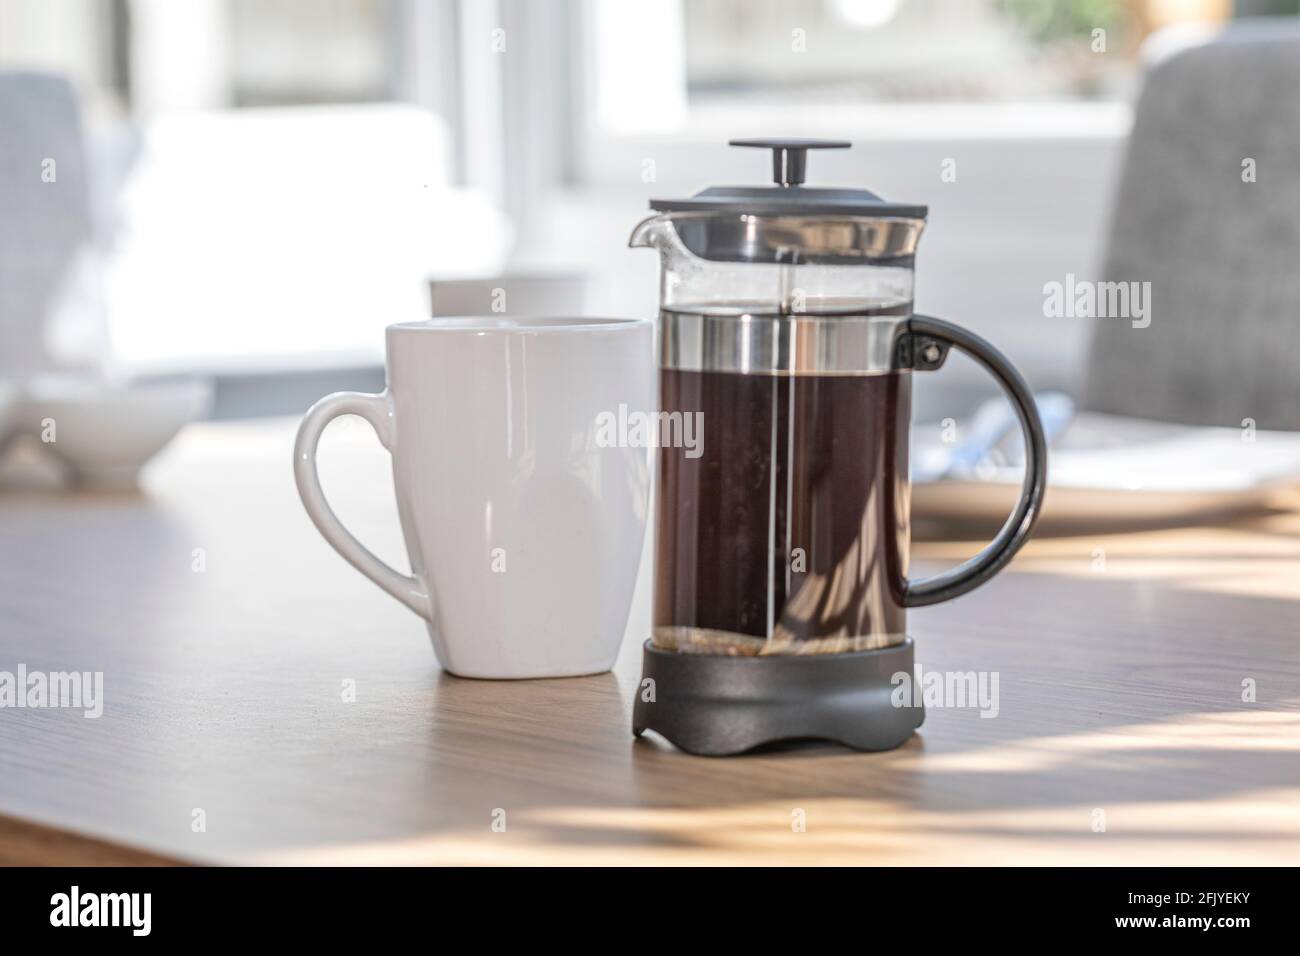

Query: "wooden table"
left=1, top=419, right=1298, bottom=865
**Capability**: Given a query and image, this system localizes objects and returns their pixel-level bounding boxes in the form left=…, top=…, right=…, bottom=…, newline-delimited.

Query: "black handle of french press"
left=902, top=315, right=1049, bottom=608
left=729, top=138, right=851, bottom=187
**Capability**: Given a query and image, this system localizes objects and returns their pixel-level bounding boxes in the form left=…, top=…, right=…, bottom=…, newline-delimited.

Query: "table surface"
left=1, top=418, right=1298, bottom=865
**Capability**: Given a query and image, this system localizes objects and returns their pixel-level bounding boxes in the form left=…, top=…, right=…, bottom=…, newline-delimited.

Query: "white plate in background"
left=912, top=411, right=1300, bottom=527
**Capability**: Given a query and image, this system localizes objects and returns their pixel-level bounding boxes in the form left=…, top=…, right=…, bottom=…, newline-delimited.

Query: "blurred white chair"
left=104, top=104, right=514, bottom=373
left=0, top=72, right=108, bottom=380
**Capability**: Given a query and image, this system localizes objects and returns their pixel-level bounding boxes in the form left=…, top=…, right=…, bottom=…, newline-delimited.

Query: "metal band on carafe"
left=659, top=310, right=914, bottom=376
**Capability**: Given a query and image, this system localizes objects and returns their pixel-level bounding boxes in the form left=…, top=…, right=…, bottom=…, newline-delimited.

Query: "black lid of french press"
left=649, top=139, right=928, bottom=219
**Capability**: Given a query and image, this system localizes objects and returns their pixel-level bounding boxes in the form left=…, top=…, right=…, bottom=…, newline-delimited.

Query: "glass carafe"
left=631, top=139, right=1047, bottom=659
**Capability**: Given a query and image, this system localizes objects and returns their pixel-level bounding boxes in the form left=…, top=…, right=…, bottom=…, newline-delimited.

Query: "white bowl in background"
left=16, top=377, right=213, bottom=490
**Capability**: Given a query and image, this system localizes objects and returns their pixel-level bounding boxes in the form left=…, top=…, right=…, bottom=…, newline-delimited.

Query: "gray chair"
left=1082, top=20, right=1300, bottom=430
left=0, top=71, right=99, bottom=379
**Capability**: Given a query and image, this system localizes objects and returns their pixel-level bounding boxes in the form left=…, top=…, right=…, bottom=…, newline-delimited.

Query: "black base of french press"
left=632, top=638, right=923, bottom=756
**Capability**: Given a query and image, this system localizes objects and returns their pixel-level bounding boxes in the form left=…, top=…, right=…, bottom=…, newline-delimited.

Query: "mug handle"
left=902, top=314, right=1048, bottom=607
left=293, top=391, right=432, bottom=620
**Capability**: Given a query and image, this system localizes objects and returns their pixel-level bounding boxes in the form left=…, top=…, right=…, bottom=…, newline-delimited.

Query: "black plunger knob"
left=728, top=138, right=851, bottom=187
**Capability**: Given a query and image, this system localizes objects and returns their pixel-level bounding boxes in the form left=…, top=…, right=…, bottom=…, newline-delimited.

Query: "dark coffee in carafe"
left=654, top=303, right=912, bottom=656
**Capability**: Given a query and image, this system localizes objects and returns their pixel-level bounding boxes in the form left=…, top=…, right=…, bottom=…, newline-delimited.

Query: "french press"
left=630, top=139, right=1047, bottom=755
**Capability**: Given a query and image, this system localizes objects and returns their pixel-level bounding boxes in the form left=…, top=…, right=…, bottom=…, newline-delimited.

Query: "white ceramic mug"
left=294, top=317, right=654, bottom=679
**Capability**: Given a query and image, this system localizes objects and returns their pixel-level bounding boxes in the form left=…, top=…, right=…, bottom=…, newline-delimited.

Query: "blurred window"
left=229, top=0, right=392, bottom=106
left=584, top=0, right=1241, bottom=142
left=684, top=0, right=1150, bottom=105
left=0, top=0, right=403, bottom=117
left=0, top=0, right=129, bottom=117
